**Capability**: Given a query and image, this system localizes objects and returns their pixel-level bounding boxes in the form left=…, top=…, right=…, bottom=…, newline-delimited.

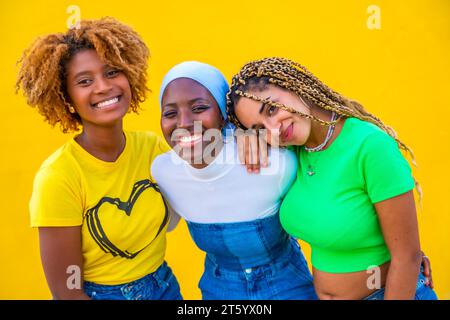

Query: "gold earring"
left=68, top=105, right=76, bottom=114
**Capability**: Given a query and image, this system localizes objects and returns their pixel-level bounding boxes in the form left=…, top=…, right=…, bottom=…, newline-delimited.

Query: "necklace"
left=304, top=112, right=339, bottom=176
left=305, top=112, right=338, bottom=152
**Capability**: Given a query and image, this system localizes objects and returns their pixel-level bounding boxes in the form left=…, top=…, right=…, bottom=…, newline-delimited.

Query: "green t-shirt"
left=280, top=118, right=415, bottom=273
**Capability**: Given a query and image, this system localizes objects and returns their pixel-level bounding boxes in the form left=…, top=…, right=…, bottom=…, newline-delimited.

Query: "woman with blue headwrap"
left=151, top=61, right=318, bottom=299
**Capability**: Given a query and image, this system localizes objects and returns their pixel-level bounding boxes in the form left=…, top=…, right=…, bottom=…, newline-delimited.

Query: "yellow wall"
left=1, top=0, right=449, bottom=299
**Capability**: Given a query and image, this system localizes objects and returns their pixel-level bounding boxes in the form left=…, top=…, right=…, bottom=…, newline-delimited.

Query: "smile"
left=92, top=95, right=121, bottom=109
left=281, top=123, right=294, bottom=143
left=177, top=134, right=202, bottom=147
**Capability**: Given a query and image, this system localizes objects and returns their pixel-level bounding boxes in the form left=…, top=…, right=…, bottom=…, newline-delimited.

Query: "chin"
left=180, top=150, right=202, bottom=164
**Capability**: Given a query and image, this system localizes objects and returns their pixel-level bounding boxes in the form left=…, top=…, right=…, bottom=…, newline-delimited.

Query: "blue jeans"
left=363, top=267, right=438, bottom=300
left=187, top=214, right=318, bottom=300
left=83, top=261, right=182, bottom=300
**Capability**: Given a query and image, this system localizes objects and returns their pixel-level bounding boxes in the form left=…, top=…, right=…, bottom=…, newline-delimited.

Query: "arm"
left=167, top=205, right=182, bottom=232
left=375, top=190, right=422, bottom=300
left=38, top=226, right=90, bottom=300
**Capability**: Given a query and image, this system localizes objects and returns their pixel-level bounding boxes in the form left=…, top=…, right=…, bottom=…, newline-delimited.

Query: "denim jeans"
left=363, top=266, right=438, bottom=300
left=83, top=261, right=182, bottom=300
left=187, top=214, right=318, bottom=300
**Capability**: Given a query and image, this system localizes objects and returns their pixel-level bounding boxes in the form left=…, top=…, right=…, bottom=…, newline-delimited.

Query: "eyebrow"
left=259, top=96, right=271, bottom=115
left=72, top=64, right=111, bottom=80
left=72, top=71, right=91, bottom=80
left=163, top=97, right=210, bottom=108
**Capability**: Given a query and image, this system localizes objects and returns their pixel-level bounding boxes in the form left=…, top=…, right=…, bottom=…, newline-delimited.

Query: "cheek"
left=198, top=110, right=223, bottom=129
left=115, top=75, right=132, bottom=100
left=294, top=118, right=311, bottom=140
left=68, top=87, right=91, bottom=108
left=118, top=74, right=131, bottom=88
left=160, top=119, right=176, bottom=144
left=234, top=105, right=253, bottom=129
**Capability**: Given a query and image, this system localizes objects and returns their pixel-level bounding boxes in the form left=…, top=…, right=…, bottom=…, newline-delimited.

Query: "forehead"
left=234, top=96, right=264, bottom=128
left=162, top=78, right=214, bottom=104
left=66, top=49, right=105, bottom=74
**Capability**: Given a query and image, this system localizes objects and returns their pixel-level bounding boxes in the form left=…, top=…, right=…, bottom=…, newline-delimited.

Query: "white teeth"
left=96, top=97, right=119, bottom=108
left=179, top=134, right=201, bottom=143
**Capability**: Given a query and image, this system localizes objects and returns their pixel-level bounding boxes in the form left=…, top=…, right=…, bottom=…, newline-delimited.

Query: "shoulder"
left=343, top=118, right=397, bottom=150
left=280, top=147, right=297, bottom=166
left=352, top=120, right=412, bottom=181
left=360, top=127, right=398, bottom=154
left=254, top=146, right=298, bottom=184
left=33, top=142, right=82, bottom=191
left=126, top=131, right=165, bottom=146
left=152, top=150, right=174, bottom=168
left=37, top=142, right=79, bottom=177
left=268, top=146, right=298, bottom=171
left=346, top=118, right=388, bottom=139
left=126, top=131, right=171, bottom=157
left=150, top=150, right=179, bottom=182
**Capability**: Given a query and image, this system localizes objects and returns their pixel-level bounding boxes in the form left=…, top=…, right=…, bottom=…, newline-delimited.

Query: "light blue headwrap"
left=159, top=61, right=230, bottom=121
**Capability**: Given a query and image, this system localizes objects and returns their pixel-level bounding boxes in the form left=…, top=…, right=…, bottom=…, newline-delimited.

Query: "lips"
left=281, top=123, right=294, bottom=143
left=92, top=95, right=121, bottom=109
left=176, top=133, right=202, bottom=148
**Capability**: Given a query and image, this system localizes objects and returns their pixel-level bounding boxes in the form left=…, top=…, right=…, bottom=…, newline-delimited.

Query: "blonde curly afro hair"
left=16, top=17, right=150, bottom=133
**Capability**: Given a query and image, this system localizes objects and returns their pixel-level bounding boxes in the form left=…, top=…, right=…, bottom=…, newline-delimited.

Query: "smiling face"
left=65, top=49, right=132, bottom=128
left=234, top=84, right=312, bottom=147
left=160, top=78, right=225, bottom=166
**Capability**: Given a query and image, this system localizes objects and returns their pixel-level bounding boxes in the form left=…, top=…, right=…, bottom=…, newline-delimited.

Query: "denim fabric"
left=363, top=266, right=438, bottom=300
left=187, top=214, right=318, bottom=300
left=83, top=261, right=182, bottom=300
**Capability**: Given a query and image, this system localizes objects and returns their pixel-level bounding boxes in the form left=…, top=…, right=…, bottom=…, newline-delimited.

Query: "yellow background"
left=1, top=0, right=449, bottom=299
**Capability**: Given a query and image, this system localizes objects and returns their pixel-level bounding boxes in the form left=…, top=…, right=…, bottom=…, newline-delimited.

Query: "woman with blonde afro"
left=16, top=17, right=182, bottom=300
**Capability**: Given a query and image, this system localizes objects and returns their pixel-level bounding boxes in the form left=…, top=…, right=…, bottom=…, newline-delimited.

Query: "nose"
left=93, top=75, right=113, bottom=94
left=262, top=118, right=281, bottom=145
left=176, top=109, right=193, bottom=129
left=263, top=117, right=281, bottom=132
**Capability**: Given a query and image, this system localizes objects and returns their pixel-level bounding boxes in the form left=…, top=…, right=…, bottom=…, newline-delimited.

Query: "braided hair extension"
left=226, top=57, right=421, bottom=200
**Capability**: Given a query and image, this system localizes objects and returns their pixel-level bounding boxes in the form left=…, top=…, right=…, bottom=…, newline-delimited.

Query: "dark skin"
left=38, top=49, right=132, bottom=299
left=160, top=78, right=225, bottom=231
left=39, top=227, right=89, bottom=300
left=160, top=78, right=225, bottom=169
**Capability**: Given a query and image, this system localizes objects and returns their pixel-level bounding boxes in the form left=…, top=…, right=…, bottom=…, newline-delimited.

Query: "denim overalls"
left=187, top=213, right=318, bottom=300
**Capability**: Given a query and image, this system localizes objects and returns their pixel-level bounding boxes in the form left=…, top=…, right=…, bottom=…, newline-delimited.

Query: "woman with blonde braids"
left=16, top=18, right=182, bottom=300
left=227, top=57, right=438, bottom=300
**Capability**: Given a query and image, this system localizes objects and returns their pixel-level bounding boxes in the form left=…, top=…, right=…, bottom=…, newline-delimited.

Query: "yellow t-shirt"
left=30, top=131, right=171, bottom=285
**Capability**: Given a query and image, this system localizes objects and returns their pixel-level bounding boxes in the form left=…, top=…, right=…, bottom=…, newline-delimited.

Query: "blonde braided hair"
left=226, top=57, right=421, bottom=200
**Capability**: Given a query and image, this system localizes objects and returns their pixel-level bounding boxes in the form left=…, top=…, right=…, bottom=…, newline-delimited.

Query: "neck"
left=75, top=121, right=126, bottom=162
left=305, top=111, right=343, bottom=151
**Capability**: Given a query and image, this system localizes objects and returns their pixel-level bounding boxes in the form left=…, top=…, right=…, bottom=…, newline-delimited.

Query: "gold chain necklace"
left=304, top=112, right=339, bottom=176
